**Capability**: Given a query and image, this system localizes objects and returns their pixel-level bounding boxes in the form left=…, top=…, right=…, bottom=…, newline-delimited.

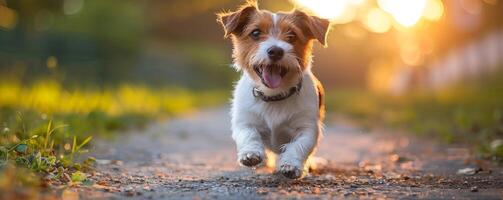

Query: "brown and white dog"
left=217, top=1, right=330, bottom=179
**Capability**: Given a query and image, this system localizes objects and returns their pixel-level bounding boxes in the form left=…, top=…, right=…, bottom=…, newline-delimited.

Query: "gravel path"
left=74, top=108, right=502, bottom=199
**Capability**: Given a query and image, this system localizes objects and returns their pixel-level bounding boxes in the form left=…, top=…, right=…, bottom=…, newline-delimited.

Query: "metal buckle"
left=252, top=87, right=261, bottom=98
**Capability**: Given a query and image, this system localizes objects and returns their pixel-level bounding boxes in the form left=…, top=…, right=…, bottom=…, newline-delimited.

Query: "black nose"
left=267, top=46, right=284, bottom=62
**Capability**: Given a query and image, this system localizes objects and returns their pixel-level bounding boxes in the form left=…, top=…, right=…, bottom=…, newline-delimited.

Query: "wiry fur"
left=217, top=1, right=330, bottom=179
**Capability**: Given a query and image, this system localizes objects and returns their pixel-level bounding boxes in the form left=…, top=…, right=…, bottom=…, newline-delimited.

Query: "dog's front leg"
left=232, top=123, right=265, bottom=167
left=277, top=123, right=320, bottom=179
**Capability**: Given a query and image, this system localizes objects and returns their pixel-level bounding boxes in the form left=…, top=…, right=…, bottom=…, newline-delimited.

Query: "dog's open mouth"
left=254, top=64, right=288, bottom=89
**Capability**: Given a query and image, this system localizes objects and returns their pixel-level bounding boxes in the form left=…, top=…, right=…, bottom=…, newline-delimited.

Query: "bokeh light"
left=0, top=4, right=17, bottom=30
left=47, top=56, right=58, bottom=69
left=364, top=8, right=391, bottom=33
left=424, top=0, right=445, bottom=21
left=63, top=0, right=85, bottom=15
left=293, top=0, right=445, bottom=29
left=378, top=0, right=427, bottom=27
left=294, top=0, right=348, bottom=21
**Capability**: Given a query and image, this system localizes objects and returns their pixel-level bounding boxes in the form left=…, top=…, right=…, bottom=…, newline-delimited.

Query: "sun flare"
left=292, top=0, right=444, bottom=30
left=294, top=0, right=347, bottom=20
left=378, top=0, right=427, bottom=27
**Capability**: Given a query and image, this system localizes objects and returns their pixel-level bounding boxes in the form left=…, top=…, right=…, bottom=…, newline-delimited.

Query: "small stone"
left=457, top=168, right=476, bottom=175
left=257, top=188, right=268, bottom=195
left=470, top=186, right=478, bottom=192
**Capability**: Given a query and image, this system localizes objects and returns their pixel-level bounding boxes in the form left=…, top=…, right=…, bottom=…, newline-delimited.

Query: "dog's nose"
left=267, top=46, right=284, bottom=62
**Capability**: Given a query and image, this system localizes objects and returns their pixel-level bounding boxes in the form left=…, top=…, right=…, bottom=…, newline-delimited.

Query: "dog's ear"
left=293, top=10, right=331, bottom=47
left=217, top=1, right=258, bottom=38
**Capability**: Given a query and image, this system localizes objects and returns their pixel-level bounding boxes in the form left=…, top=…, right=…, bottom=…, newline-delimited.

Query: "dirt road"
left=75, top=108, right=502, bottom=199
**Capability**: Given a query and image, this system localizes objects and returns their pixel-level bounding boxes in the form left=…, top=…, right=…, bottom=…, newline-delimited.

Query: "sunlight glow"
left=367, top=59, right=395, bottom=93
left=348, top=0, right=367, bottom=5
left=423, top=0, right=444, bottom=21
left=364, top=8, right=391, bottom=33
left=460, top=0, right=483, bottom=15
left=378, top=0, right=427, bottom=27
left=294, top=0, right=348, bottom=20
left=293, top=0, right=444, bottom=29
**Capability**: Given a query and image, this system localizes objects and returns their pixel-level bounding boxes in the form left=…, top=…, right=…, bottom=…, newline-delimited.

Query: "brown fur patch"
left=314, top=76, right=325, bottom=120
left=217, top=3, right=330, bottom=91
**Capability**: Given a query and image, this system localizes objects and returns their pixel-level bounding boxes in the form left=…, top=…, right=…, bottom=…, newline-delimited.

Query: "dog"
left=217, top=1, right=330, bottom=179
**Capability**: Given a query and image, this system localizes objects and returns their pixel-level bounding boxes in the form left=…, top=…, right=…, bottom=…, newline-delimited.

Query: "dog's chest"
left=253, top=100, right=302, bottom=149
left=232, top=72, right=319, bottom=131
left=254, top=99, right=300, bottom=129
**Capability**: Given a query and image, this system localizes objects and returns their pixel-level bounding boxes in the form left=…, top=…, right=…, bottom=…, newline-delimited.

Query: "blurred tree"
left=1, top=0, right=145, bottom=85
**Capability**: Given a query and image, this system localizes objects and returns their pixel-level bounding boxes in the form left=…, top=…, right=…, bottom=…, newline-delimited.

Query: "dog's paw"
left=238, top=152, right=263, bottom=167
left=278, top=163, right=303, bottom=179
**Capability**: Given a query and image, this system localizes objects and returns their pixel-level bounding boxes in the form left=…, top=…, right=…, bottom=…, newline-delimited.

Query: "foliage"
left=0, top=112, right=96, bottom=193
left=327, top=72, right=503, bottom=162
left=0, top=79, right=228, bottom=194
left=0, top=79, right=226, bottom=116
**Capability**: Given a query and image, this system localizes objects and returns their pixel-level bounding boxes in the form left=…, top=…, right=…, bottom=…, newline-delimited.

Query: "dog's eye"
left=250, top=29, right=261, bottom=40
left=286, top=32, right=297, bottom=43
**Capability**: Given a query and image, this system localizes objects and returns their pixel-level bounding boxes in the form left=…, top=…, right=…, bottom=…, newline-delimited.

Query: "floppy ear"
left=293, top=10, right=331, bottom=46
left=217, top=2, right=258, bottom=38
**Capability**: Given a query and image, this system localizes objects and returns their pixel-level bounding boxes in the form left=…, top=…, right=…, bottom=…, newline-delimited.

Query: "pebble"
left=470, top=186, right=478, bottom=192
left=257, top=188, right=269, bottom=195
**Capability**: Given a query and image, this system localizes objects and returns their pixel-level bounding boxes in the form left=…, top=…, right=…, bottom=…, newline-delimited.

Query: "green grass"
left=327, top=72, right=503, bottom=162
left=0, top=79, right=228, bottom=195
left=0, top=112, right=96, bottom=197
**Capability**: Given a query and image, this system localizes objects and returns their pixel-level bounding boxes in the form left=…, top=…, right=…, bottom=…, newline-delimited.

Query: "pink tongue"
left=262, top=69, right=282, bottom=89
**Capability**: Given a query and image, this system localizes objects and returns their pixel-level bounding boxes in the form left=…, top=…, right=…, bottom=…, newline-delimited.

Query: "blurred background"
left=0, top=0, right=502, bottom=185
left=1, top=0, right=502, bottom=91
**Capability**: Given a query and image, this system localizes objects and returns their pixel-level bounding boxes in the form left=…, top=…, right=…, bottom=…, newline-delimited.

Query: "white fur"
left=272, top=13, right=278, bottom=25
left=229, top=11, right=323, bottom=179
left=231, top=67, right=322, bottom=178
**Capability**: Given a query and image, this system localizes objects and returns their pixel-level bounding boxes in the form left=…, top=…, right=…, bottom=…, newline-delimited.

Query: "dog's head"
left=217, top=1, right=330, bottom=92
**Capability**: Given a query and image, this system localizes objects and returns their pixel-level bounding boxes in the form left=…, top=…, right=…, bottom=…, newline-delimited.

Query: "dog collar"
left=252, top=79, right=302, bottom=102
